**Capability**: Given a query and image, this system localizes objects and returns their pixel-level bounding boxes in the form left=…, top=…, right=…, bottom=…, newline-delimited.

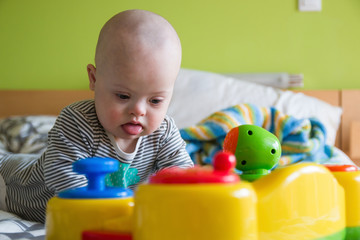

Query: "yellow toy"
left=325, top=164, right=360, bottom=239
left=45, top=125, right=360, bottom=240
left=45, top=158, right=134, bottom=240
left=133, top=151, right=257, bottom=240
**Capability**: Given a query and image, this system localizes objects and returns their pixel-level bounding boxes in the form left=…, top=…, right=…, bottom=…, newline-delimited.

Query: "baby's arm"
left=43, top=106, right=93, bottom=193
left=155, top=116, right=194, bottom=171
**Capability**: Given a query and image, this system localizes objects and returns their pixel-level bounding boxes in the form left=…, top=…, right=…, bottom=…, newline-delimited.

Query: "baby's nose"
left=129, top=101, right=146, bottom=117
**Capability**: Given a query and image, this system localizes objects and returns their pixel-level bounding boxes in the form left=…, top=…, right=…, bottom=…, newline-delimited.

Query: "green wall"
left=1, top=0, right=359, bottom=90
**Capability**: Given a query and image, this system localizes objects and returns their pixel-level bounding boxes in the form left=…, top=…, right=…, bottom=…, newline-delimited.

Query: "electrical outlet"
left=299, top=0, right=322, bottom=12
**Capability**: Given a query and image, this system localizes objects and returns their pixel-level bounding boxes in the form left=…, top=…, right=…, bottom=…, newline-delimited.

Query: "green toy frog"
left=223, top=124, right=281, bottom=181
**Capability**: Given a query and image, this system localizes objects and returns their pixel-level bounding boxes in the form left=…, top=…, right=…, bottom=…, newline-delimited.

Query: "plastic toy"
left=223, top=124, right=281, bottom=181
left=325, top=164, right=360, bottom=239
left=133, top=151, right=257, bottom=240
left=253, top=162, right=345, bottom=239
left=46, top=158, right=134, bottom=240
left=45, top=125, right=360, bottom=240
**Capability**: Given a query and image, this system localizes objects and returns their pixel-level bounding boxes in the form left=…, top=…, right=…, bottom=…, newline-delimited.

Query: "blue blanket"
left=180, top=104, right=343, bottom=167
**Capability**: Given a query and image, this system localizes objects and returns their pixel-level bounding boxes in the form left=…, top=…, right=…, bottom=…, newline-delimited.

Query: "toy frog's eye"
left=241, top=160, right=247, bottom=165
left=271, top=149, right=276, bottom=154
left=247, top=130, right=253, bottom=135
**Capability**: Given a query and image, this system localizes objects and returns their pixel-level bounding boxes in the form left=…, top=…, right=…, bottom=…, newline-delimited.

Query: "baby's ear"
left=87, top=64, right=97, bottom=90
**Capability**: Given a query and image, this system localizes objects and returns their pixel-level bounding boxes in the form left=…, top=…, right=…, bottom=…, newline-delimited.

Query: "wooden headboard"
left=1, top=89, right=360, bottom=164
left=0, top=90, right=94, bottom=117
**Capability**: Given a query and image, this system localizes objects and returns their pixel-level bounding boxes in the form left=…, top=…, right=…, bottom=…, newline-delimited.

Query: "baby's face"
left=90, top=53, right=178, bottom=145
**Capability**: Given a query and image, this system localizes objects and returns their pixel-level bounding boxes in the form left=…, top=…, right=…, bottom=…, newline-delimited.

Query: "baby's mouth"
left=122, top=122, right=143, bottom=135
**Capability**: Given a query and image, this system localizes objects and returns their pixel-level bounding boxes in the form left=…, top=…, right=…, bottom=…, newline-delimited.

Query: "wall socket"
left=299, top=0, right=322, bottom=12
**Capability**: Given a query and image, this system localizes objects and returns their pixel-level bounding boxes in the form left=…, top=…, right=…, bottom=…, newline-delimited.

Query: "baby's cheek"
left=108, top=108, right=123, bottom=122
left=150, top=111, right=167, bottom=129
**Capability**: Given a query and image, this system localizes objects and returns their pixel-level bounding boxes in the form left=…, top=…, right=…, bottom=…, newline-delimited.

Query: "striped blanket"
left=180, top=104, right=344, bottom=167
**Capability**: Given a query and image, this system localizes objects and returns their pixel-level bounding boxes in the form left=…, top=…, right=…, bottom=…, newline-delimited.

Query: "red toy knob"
left=213, top=151, right=236, bottom=173
left=149, top=150, right=239, bottom=184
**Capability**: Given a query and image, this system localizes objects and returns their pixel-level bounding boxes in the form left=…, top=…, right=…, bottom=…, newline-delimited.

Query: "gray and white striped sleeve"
left=155, top=116, right=194, bottom=171
left=43, top=104, right=94, bottom=193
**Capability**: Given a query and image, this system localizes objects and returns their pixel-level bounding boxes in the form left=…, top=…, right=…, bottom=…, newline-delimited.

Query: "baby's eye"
left=117, top=94, right=129, bottom=100
left=150, top=98, right=163, bottom=104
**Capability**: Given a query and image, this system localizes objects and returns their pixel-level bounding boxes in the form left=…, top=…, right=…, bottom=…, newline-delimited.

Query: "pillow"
left=168, top=69, right=282, bottom=128
left=0, top=116, right=56, bottom=154
left=274, top=91, right=342, bottom=147
left=168, top=69, right=342, bottom=146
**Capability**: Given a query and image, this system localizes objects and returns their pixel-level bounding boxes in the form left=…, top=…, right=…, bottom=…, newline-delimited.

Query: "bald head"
left=94, top=10, right=182, bottom=74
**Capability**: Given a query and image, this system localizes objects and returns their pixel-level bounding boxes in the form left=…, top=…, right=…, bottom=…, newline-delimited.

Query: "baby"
left=0, top=9, right=193, bottom=223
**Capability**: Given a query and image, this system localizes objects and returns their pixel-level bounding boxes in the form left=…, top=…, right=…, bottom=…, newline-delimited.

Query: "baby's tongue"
left=122, top=123, right=143, bottom=135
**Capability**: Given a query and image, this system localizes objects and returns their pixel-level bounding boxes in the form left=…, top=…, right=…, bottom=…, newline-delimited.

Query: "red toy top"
left=149, top=151, right=239, bottom=184
left=324, top=164, right=358, bottom=172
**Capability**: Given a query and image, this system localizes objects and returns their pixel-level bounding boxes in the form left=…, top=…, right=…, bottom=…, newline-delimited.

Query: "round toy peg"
left=212, top=151, right=236, bottom=174
left=223, top=124, right=281, bottom=181
left=58, top=157, right=133, bottom=199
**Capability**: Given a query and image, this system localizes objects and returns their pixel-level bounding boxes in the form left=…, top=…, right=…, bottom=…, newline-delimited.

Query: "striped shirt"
left=0, top=100, right=193, bottom=223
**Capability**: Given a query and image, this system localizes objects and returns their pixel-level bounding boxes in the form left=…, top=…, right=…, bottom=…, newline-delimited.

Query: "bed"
left=0, top=68, right=360, bottom=239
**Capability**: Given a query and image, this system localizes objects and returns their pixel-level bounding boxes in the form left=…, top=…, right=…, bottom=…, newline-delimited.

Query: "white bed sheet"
left=0, top=210, right=45, bottom=240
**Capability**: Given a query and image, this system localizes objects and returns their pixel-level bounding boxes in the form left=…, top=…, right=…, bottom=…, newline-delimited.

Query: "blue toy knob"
left=73, top=157, right=119, bottom=191
left=58, top=157, right=133, bottom=199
